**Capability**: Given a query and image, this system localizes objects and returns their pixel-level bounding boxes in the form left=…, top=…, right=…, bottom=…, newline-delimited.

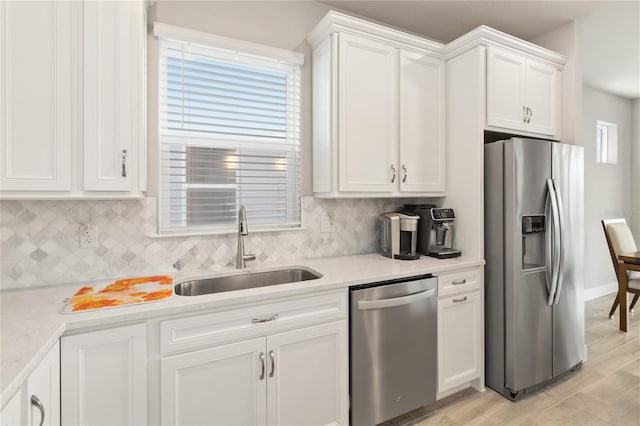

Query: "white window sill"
left=149, top=226, right=307, bottom=239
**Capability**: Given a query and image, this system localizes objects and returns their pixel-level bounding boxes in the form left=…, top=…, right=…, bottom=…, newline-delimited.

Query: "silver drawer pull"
left=252, top=314, right=279, bottom=324
left=453, top=296, right=468, bottom=303
left=452, top=279, right=467, bottom=285
left=259, top=352, right=265, bottom=380
left=31, top=395, right=45, bottom=426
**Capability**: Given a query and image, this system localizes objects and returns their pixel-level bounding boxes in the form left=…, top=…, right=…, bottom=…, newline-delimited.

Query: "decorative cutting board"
left=61, top=275, right=174, bottom=313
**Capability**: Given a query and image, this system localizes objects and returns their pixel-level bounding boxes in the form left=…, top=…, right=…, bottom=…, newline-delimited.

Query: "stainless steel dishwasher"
left=350, top=274, right=437, bottom=426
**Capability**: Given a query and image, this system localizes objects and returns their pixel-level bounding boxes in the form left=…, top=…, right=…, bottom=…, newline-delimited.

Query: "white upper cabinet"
left=486, top=46, right=560, bottom=138
left=337, top=33, right=398, bottom=193
left=0, top=0, right=73, bottom=191
left=525, top=59, right=560, bottom=136
left=399, top=50, right=445, bottom=193
left=309, top=11, right=446, bottom=198
left=0, top=0, right=146, bottom=198
left=83, top=0, right=143, bottom=192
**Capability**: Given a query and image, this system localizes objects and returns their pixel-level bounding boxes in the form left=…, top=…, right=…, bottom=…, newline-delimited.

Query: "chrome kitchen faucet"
left=236, top=205, right=256, bottom=269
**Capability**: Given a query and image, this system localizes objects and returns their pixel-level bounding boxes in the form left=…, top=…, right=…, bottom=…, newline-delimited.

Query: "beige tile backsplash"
left=0, top=196, right=414, bottom=289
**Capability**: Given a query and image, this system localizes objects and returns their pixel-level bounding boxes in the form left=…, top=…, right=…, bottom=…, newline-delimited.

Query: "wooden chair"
left=601, top=219, right=640, bottom=318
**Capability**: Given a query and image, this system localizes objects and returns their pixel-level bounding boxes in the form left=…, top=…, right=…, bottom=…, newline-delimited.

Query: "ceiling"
left=319, top=1, right=640, bottom=99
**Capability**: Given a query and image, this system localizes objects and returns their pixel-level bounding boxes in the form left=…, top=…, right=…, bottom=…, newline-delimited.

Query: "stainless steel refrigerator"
left=485, top=138, right=584, bottom=400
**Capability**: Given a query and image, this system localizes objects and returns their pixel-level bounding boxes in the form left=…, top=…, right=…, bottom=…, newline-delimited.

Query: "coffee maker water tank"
left=402, top=204, right=436, bottom=255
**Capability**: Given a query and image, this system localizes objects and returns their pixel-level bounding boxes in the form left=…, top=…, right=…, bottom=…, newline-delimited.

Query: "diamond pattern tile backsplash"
left=0, top=196, right=415, bottom=290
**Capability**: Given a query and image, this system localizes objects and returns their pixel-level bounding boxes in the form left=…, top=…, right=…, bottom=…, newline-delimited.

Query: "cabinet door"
left=398, top=50, right=445, bottom=193
left=27, top=341, right=60, bottom=426
left=161, top=338, right=266, bottom=426
left=61, top=324, right=147, bottom=426
left=0, top=389, right=22, bottom=426
left=525, top=59, right=560, bottom=137
left=338, top=33, right=397, bottom=193
left=0, top=0, right=72, bottom=191
left=83, top=0, right=142, bottom=191
left=266, top=321, right=348, bottom=426
left=486, top=46, right=527, bottom=131
left=438, top=291, right=482, bottom=393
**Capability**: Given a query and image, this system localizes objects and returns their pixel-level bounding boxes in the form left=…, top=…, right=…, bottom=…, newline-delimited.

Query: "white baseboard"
left=584, top=282, right=618, bottom=301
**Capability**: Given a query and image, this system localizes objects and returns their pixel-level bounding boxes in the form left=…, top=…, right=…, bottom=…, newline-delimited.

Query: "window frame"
left=596, top=120, right=618, bottom=165
left=154, top=23, right=304, bottom=236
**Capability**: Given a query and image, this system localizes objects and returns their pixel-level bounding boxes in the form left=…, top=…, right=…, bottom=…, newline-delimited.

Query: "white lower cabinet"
left=1, top=389, right=22, bottom=426
left=1, top=341, right=60, bottom=426
left=161, top=338, right=266, bottom=426
left=61, top=324, right=147, bottom=426
left=437, top=269, right=483, bottom=395
left=266, top=322, right=347, bottom=426
left=27, top=341, right=60, bottom=426
left=161, top=321, right=347, bottom=426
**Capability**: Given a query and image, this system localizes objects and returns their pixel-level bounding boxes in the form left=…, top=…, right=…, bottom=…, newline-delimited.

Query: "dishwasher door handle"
left=357, top=288, right=436, bottom=310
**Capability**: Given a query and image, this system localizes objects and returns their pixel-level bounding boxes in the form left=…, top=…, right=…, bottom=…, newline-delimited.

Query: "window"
left=157, top=26, right=302, bottom=234
left=596, top=120, right=618, bottom=164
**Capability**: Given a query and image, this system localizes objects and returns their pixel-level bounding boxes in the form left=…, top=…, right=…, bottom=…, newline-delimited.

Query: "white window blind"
left=158, top=36, right=301, bottom=234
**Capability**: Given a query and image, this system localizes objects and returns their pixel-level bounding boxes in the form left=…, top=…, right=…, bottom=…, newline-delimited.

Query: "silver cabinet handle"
left=251, top=314, right=278, bottom=324
left=402, top=165, right=407, bottom=183
left=31, top=395, right=45, bottom=426
left=523, top=106, right=527, bottom=123
left=452, top=279, right=467, bottom=285
left=121, top=149, right=128, bottom=178
left=259, top=352, right=265, bottom=380
left=269, top=350, right=275, bottom=378
left=452, top=296, right=468, bottom=303
left=527, top=107, right=533, bottom=123
left=390, top=164, right=396, bottom=183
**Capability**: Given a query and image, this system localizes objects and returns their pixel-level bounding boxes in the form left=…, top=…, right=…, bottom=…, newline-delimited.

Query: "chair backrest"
left=602, top=219, right=638, bottom=275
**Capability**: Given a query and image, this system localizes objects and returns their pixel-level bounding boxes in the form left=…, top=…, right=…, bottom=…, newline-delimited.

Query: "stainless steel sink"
left=174, top=268, right=322, bottom=296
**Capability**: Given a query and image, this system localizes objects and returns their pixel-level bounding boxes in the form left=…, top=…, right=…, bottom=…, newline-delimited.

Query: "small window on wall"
left=596, top=120, right=618, bottom=164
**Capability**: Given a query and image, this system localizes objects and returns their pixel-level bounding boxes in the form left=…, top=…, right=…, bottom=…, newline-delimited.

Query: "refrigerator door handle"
left=552, top=179, right=566, bottom=304
left=546, top=179, right=561, bottom=306
left=544, top=189, right=553, bottom=295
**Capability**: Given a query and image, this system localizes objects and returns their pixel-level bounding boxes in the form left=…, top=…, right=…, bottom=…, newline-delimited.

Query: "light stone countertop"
left=0, top=252, right=484, bottom=405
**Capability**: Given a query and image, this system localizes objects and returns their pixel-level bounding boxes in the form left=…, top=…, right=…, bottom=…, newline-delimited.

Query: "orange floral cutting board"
left=60, top=275, right=174, bottom=313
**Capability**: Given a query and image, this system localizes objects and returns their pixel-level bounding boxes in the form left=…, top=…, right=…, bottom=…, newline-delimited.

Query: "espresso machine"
left=379, top=212, right=420, bottom=260
left=424, top=208, right=461, bottom=259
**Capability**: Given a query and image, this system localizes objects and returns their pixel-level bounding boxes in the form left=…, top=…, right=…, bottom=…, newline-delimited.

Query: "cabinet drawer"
left=160, top=291, right=347, bottom=354
left=437, top=268, right=482, bottom=297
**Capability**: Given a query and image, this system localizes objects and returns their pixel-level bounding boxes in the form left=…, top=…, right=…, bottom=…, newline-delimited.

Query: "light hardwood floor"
left=386, top=294, right=640, bottom=426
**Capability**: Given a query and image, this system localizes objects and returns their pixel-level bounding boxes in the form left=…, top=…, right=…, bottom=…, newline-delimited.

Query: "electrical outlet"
left=321, top=215, right=336, bottom=233
left=79, top=224, right=99, bottom=248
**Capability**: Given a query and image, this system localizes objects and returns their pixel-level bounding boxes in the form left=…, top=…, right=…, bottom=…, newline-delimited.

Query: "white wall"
left=632, top=99, right=640, bottom=238
left=147, top=1, right=332, bottom=196
left=581, top=87, right=632, bottom=292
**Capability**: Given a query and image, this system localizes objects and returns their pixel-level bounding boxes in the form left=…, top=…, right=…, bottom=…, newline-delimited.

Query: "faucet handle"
left=244, top=253, right=256, bottom=262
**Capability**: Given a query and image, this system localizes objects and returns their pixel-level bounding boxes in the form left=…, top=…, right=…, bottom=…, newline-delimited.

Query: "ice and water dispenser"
left=521, top=215, right=546, bottom=270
